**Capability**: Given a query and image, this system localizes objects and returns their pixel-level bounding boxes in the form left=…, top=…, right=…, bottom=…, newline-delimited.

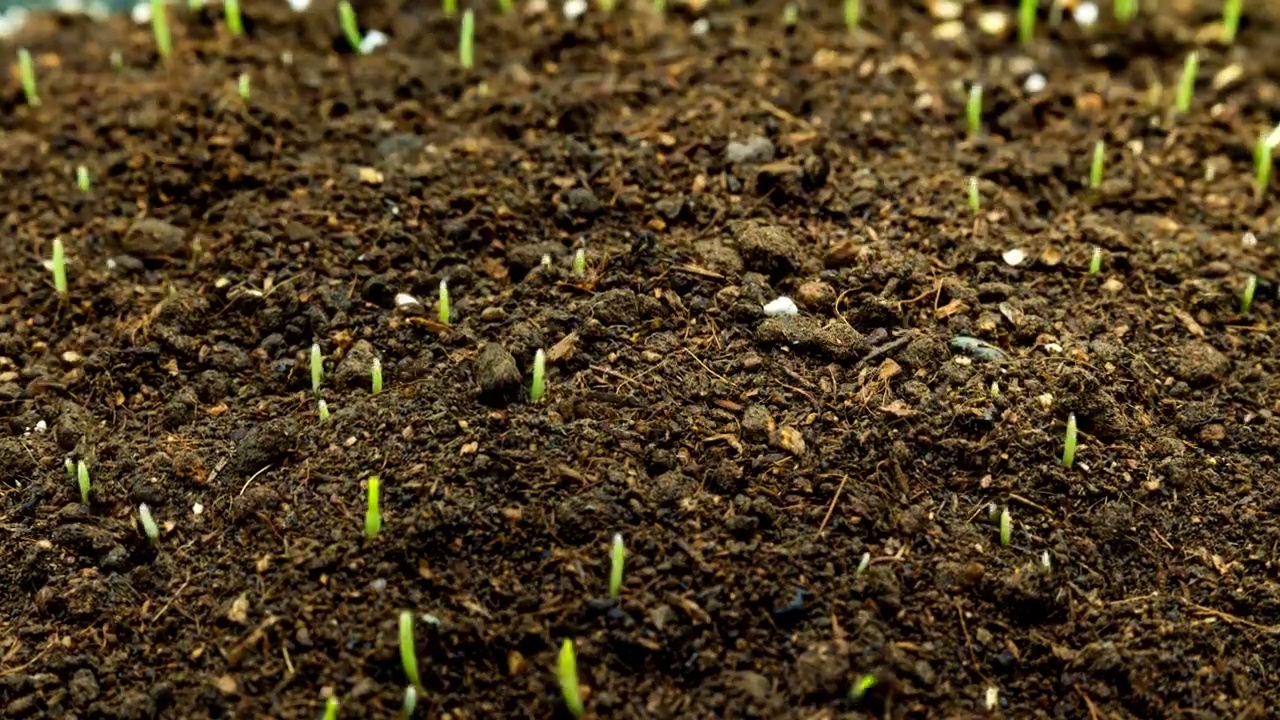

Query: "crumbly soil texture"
left=3, top=0, right=1280, bottom=718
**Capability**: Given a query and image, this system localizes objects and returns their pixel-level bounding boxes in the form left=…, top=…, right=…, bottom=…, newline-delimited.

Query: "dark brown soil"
left=3, top=0, right=1280, bottom=717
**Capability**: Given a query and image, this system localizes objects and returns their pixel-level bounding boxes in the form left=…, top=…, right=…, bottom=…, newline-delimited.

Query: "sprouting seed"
left=558, top=639, right=585, bottom=718
left=65, top=457, right=75, bottom=479
left=438, top=279, right=451, bottom=325
left=1089, top=140, right=1105, bottom=189
left=110, top=50, right=124, bottom=72
left=443, top=0, right=458, bottom=18
left=337, top=1, right=364, bottom=53
left=225, top=0, right=243, bottom=36
left=365, top=476, right=382, bottom=539
left=17, top=49, right=40, bottom=107
left=138, top=503, right=160, bottom=544
left=540, top=253, right=553, bottom=269
left=987, top=502, right=1000, bottom=522
left=1174, top=52, right=1198, bottom=115
left=1018, top=0, right=1037, bottom=46
left=151, top=0, right=172, bottom=63
left=1089, top=247, right=1103, bottom=275
left=985, top=686, right=1000, bottom=711
left=497, top=0, right=513, bottom=13
left=399, top=610, right=421, bottom=688
left=998, top=507, right=1012, bottom=547
left=844, top=0, right=859, bottom=31
left=1041, top=550, right=1051, bottom=568
left=1063, top=413, right=1078, bottom=468
left=849, top=673, right=878, bottom=702
left=530, top=349, right=547, bottom=402
left=608, top=533, right=625, bottom=598
left=318, top=400, right=330, bottom=423
left=1242, top=274, right=1257, bottom=314
left=967, top=176, right=980, bottom=213
left=1114, top=0, right=1137, bottom=22
left=51, top=238, right=67, bottom=296
left=459, top=10, right=474, bottom=70
left=1254, top=131, right=1273, bottom=196
left=402, top=686, right=418, bottom=719
left=966, top=83, right=982, bottom=137
left=783, top=1, right=799, bottom=26
left=76, top=166, right=91, bottom=193
left=322, top=697, right=339, bottom=720
left=855, top=551, right=871, bottom=576
left=371, top=358, right=383, bottom=395
left=77, top=459, right=90, bottom=504
left=990, top=380, right=1000, bottom=399
left=238, top=73, right=251, bottom=101
left=1222, top=0, right=1242, bottom=44
left=572, top=247, right=586, bottom=276
left=310, top=343, right=323, bottom=395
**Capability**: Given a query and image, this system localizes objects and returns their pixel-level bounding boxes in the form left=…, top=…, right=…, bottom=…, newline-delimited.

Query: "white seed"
left=359, top=30, right=389, bottom=55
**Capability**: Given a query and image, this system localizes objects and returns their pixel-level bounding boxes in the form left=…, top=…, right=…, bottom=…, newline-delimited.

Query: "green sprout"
left=365, top=476, right=382, bottom=539
left=855, top=551, right=871, bottom=577
left=1255, top=131, right=1272, bottom=197
left=76, top=165, right=91, bottom=193
left=338, top=1, right=364, bottom=53
left=399, top=610, right=421, bottom=688
left=558, top=639, right=585, bottom=719
left=783, top=2, right=799, bottom=27
left=438, top=279, right=451, bottom=325
left=1018, top=0, right=1037, bottom=47
left=443, top=0, right=458, bottom=18
left=1089, top=140, right=1105, bottom=189
left=1174, top=51, right=1198, bottom=115
left=17, top=49, right=40, bottom=107
left=530, top=349, right=547, bottom=402
left=371, top=358, right=383, bottom=395
left=849, top=673, right=878, bottom=702
left=238, top=73, right=251, bottom=101
left=966, top=83, right=982, bottom=137
left=64, top=457, right=75, bottom=479
left=459, top=10, right=474, bottom=70
left=402, top=686, right=418, bottom=719
left=151, top=0, right=172, bottom=63
left=497, top=0, right=513, bottom=13
left=323, top=696, right=339, bottom=720
left=844, top=0, right=859, bottom=31
left=1089, top=246, right=1103, bottom=275
left=1242, top=274, right=1257, bottom=314
left=318, top=400, right=330, bottom=423
left=138, top=503, right=160, bottom=544
left=51, top=238, right=67, bottom=296
left=967, top=176, right=980, bottom=213
left=1115, top=0, right=1137, bottom=22
left=77, top=460, right=90, bottom=504
left=1222, top=0, right=1242, bottom=44
left=990, top=380, right=1000, bottom=399
left=1063, top=412, right=1078, bottom=468
left=998, top=507, right=1012, bottom=547
left=572, top=248, right=586, bottom=276
left=225, top=0, right=243, bottom=36
left=310, top=343, right=323, bottom=395
left=608, top=533, right=625, bottom=598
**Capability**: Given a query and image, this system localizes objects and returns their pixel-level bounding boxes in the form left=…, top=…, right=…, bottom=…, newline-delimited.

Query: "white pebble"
left=359, top=30, right=389, bottom=55
left=287, top=0, right=312, bottom=10
left=762, top=296, right=799, bottom=317
left=395, top=292, right=423, bottom=310
left=691, top=18, right=710, bottom=36
left=34, top=420, right=47, bottom=433
left=1073, top=1, right=1098, bottom=27
left=193, top=503, right=204, bottom=515
left=1243, top=231, right=1257, bottom=247
left=130, top=1, right=150, bottom=24
left=1023, top=72, right=1046, bottom=94
left=1002, top=248, right=1026, bottom=266
left=563, top=0, right=587, bottom=20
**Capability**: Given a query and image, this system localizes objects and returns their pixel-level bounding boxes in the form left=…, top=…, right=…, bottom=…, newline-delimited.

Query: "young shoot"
left=438, top=279, right=451, bottom=325
left=65, top=457, right=75, bottom=479
left=1222, top=0, right=1242, bottom=44
left=77, top=459, right=90, bottom=504
left=1242, top=274, right=1257, bottom=314
left=990, top=380, right=1000, bottom=399
left=608, top=533, right=625, bottom=598
left=238, top=73, right=251, bottom=101
left=323, top=697, right=339, bottom=720
left=1255, top=131, right=1272, bottom=196
left=371, top=358, right=383, bottom=395
left=844, top=0, right=859, bottom=31
left=444, top=0, right=458, bottom=18
left=459, top=10, right=475, bottom=71
left=967, top=176, right=980, bottom=213
left=783, top=2, right=799, bottom=27
left=310, top=343, right=323, bottom=395
left=558, top=639, right=585, bottom=719
left=1089, top=140, right=1105, bottom=189
left=1018, top=0, right=1037, bottom=47
left=966, top=83, right=982, bottom=137
left=998, top=507, right=1012, bottom=547
left=337, top=1, right=364, bottom=53
left=138, top=503, right=160, bottom=544
left=1089, top=247, right=1103, bottom=275
left=849, top=673, right=878, bottom=702
left=572, top=247, right=586, bottom=276
left=51, top=238, right=67, bottom=296
left=76, top=165, right=91, bottom=193
left=855, top=551, right=871, bottom=576
left=1114, top=0, right=1137, bottom=23
left=17, top=49, right=40, bottom=107
left=402, top=686, right=418, bottom=719
left=399, top=610, right=421, bottom=688
left=151, top=0, right=172, bottom=63
left=530, top=349, right=547, bottom=402
left=318, top=400, right=330, bottom=423
left=1063, top=413, right=1078, bottom=468
left=497, top=0, right=513, bottom=13
left=365, top=476, right=382, bottom=539
left=225, top=0, right=243, bottom=37
left=1174, top=52, right=1199, bottom=115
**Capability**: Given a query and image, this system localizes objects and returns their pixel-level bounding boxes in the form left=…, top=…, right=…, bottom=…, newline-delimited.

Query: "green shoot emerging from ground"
left=323, top=696, right=339, bottom=720
left=365, top=476, right=382, bottom=539
left=1018, top=0, right=1036, bottom=47
left=572, top=247, right=586, bottom=276
left=1175, top=52, right=1198, bottom=115
left=844, top=0, right=859, bottom=31
left=65, top=457, right=75, bottom=479
left=238, top=73, right=250, bottom=101
left=530, top=349, right=547, bottom=402
left=51, top=238, right=67, bottom=296
left=850, top=673, right=878, bottom=702
left=318, top=400, right=330, bottom=423
left=999, top=507, right=1012, bottom=547
left=783, top=2, right=799, bottom=27
left=608, top=533, right=625, bottom=598
left=338, top=1, right=363, bottom=53
left=1063, top=413, right=1078, bottom=468
left=77, top=460, right=90, bottom=504
left=371, top=358, right=383, bottom=395
left=967, top=177, right=980, bottom=213
left=1242, top=274, right=1257, bottom=314
left=459, top=10, right=475, bottom=70
left=1089, top=247, right=1103, bottom=275
left=990, top=380, right=999, bottom=399
left=1115, top=0, right=1137, bottom=23
left=1255, top=131, right=1272, bottom=197
left=310, top=343, right=323, bottom=394
left=856, top=551, right=871, bottom=576
left=151, top=0, right=172, bottom=63
left=966, top=83, right=982, bottom=137
left=77, top=165, right=91, bottom=192
left=438, top=279, right=451, bottom=325
left=402, top=686, right=417, bottom=719
left=399, top=611, right=421, bottom=688
left=1089, top=140, right=1104, bottom=189
left=225, top=0, right=243, bottom=36
left=497, top=0, right=513, bottom=13
left=138, top=503, right=160, bottom=544
left=17, top=49, right=40, bottom=106
left=1222, top=0, right=1242, bottom=44
left=444, top=0, right=458, bottom=18
left=558, top=639, right=585, bottom=718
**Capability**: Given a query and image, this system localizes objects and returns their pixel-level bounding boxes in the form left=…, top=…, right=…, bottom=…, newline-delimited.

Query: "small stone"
left=395, top=293, right=425, bottom=315
left=1023, top=72, right=1046, bottom=93
left=564, top=187, right=601, bottom=216
left=772, top=427, right=806, bottom=457
left=334, top=340, right=377, bottom=389
left=1101, top=277, right=1124, bottom=293
left=1003, top=249, right=1026, bottom=266
left=1212, top=63, right=1244, bottom=91
left=726, top=136, right=775, bottom=165
left=480, top=306, right=505, bottom=322
left=762, top=296, right=799, bottom=317
left=475, top=343, right=522, bottom=405
left=796, top=281, right=835, bottom=309
left=123, top=217, right=186, bottom=258
left=357, top=167, right=384, bottom=184
left=741, top=405, right=774, bottom=442
left=932, top=20, right=965, bottom=41
left=978, top=9, right=1009, bottom=35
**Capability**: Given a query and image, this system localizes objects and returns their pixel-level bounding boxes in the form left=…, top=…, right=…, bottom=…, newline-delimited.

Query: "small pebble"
left=762, top=296, right=799, bottom=317
left=1002, top=249, right=1026, bottom=266
left=1023, top=73, right=1046, bottom=93
left=1073, top=1, right=1098, bottom=28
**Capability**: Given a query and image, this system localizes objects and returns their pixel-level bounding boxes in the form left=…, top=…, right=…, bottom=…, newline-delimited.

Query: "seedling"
left=17, top=49, right=40, bottom=107
left=371, top=358, right=383, bottom=395
left=438, top=279, right=451, bottom=325
left=572, top=247, right=586, bottom=276
left=497, top=0, right=513, bottom=13
left=238, top=73, right=251, bottom=101
left=558, top=639, right=585, bottom=718
left=310, top=343, right=323, bottom=394
left=225, top=0, right=243, bottom=36
left=459, top=10, right=474, bottom=70
left=365, top=476, right=382, bottom=539
left=608, top=533, right=625, bottom=598
left=844, top=0, right=859, bottom=31
left=402, top=686, right=418, bottom=719
left=1115, top=0, right=1137, bottom=22
left=323, top=697, right=339, bottom=720
left=338, top=1, right=364, bottom=53
left=998, top=507, right=1012, bottom=547
left=1089, top=140, right=1105, bottom=189
left=990, top=380, right=1000, bottom=399
left=77, top=460, right=90, bottom=504
left=64, top=457, right=75, bottom=479
left=966, top=83, right=982, bottom=137
left=51, top=238, right=67, bottom=296
left=849, top=673, right=878, bottom=702
left=1255, top=131, right=1272, bottom=196
left=1174, top=52, right=1198, bottom=115
left=1242, top=274, right=1257, bottom=314
left=967, top=176, right=980, bottom=213
left=855, top=551, right=871, bottom=576
left=138, top=503, right=160, bottom=544
left=1041, top=550, right=1051, bottom=568
left=530, top=349, right=547, bottom=402
left=444, top=0, right=458, bottom=18
left=1018, top=0, right=1037, bottom=46
left=76, top=166, right=91, bottom=192
left=1063, top=413, right=1078, bottom=468
left=1089, top=247, right=1103, bottom=275
left=151, top=0, right=172, bottom=63
left=783, top=2, right=799, bottom=27
left=1222, top=0, right=1242, bottom=44
left=318, top=400, right=330, bottom=423
left=399, top=610, right=421, bottom=688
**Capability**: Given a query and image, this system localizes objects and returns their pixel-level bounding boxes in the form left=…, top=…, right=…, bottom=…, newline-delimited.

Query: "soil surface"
left=3, top=0, right=1280, bottom=718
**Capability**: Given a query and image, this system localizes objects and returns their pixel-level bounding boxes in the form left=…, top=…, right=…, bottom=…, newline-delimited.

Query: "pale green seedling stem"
left=318, top=400, right=330, bottom=423
left=1063, top=413, right=1078, bottom=468
left=558, top=640, right=585, bottom=718
left=151, top=0, right=172, bottom=63
left=1089, top=247, right=1103, bottom=275
left=365, top=476, right=382, bottom=539
left=77, top=165, right=91, bottom=192
left=322, top=697, right=339, bottom=720
left=51, top=238, right=67, bottom=296
left=310, top=343, right=323, bottom=395
left=371, top=358, right=383, bottom=395
left=1242, top=274, right=1257, bottom=314
left=1089, top=140, right=1104, bottom=189
left=530, top=349, right=547, bottom=402
left=1018, top=0, right=1037, bottom=46
left=444, top=0, right=458, bottom=18
left=608, top=533, right=625, bottom=598
left=138, top=503, right=160, bottom=544
left=17, top=49, right=40, bottom=106
left=77, top=460, right=90, bottom=504
left=844, top=0, right=859, bottom=31
left=967, top=177, right=980, bottom=213
left=459, top=10, right=475, bottom=70
left=238, top=73, right=251, bottom=101
left=399, top=610, right=421, bottom=688
left=1175, top=52, right=1198, bottom=115
left=438, top=279, right=451, bottom=325
left=1222, top=0, right=1242, bottom=44
left=999, top=507, right=1012, bottom=547
left=225, top=0, right=243, bottom=36
left=338, top=1, right=363, bottom=53
left=966, top=83, right=982, bottom=137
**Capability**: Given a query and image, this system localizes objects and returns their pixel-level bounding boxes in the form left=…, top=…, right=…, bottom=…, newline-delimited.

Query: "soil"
left=2, top=0, right=1280, bottom=718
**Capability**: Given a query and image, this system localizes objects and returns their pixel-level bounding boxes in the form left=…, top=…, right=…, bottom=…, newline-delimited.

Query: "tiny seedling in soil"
left=438, top=279, right=451, bottom=325
left=402, top=686, right=418, bottom=719
left=64, top=457, right=75, bottom=479
left=238, top=73, right=250, bottom=101
left=783, top=2, right=799, bottom=27
left=966, top=83, right=982, bottom=137
left=371, top=358, right=383, bottom=395
left=497, top=0, right=513, bottom=13
left=967, top=177, right=980, bottom=213
left=365, top=476, right=382, bottom=539
left=1174, top=52, right=1198, bottom=115
left=530, top=349, right=547, bottom=402
left=399, top=610, right=421, bottom=688
left=855, top=551, right=871, bottom=576
left=849, top=673, right=878, bottom=702
left=608, top=533, right=625, bottom=598
left=1089, top=247, right=1103, bottom=275
left=1089, top=140, right=1105, bottom=189
left=1222, top=0, right=1242, bottom=44
left=572, top=247, right=586, bottom=276
left=459, top=10, right=475, bottom=70
left=1018, top=0, right=1037, bottom=46
left=17, top=49, right=40, bottom=106
left=338, top=1, right=364, bottom=54
left=310, top=343, right=323, bottom=394
left=1063, top=413, right=1078, bottom=468
left=999, top=507, right=1012, bottom=547
left=990, top=380, right=1000, bottom=399
left=77, top=460, right=90, bottom=504
left=225, top=0, right=243, bottom=37
left=138, top=503, right=160, bottom=544
left=151, top=0, right=172, bottom=63
left=1255, top=132, right=1272, bottom=196
left=76, top=165, right=91, bottom=192
left=558, top=639, right=585, bottom=718
left=323, top=696, right=339, bottom=720
left=318, top=400, right=330, bottom=423
left=1242, top=274, right=1257, bottom=314
left=444, top=0, right=458, bottom=18
left=51, top=238, right=67, bottom=296
left=1114, top=0, right=1137, bottom=22
left=844, top=0, right=859, bottom=31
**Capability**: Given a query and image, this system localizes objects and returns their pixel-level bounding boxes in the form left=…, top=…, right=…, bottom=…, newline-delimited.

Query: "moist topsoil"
left=2, top=1, right=1280, bottom=718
